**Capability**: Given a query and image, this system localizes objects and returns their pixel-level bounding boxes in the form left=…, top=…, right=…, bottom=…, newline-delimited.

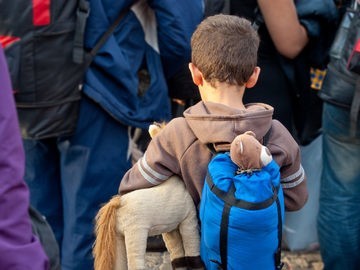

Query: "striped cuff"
left=137, top=153, right=169, bottom=185
left=281, top=165, right=305, bottom=188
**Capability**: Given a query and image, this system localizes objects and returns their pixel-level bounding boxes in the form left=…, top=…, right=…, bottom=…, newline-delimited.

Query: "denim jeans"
left=317, top=102, right=360, bottom=270
left=23, top=96, right=132, bottom=270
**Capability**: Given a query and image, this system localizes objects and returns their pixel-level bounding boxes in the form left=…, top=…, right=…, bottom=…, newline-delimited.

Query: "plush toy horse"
left=93, top=123, right=203, bottom=270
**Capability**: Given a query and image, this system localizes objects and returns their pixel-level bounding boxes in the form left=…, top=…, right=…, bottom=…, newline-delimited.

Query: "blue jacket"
left=296, top=0, right=338, bottom=38
left=296, top=0, right=339, bottom=68
left=84, top=0, right=204, bottom=128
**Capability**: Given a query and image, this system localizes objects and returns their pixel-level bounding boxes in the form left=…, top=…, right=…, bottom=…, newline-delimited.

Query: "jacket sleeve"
left=119, top=118, right=181, bottom=194
left=270, top=121, right=308, bottom=211
left=150, top=0, right=204, bottom=78
left=296, top=0, right=338, bottom=37
left=0, top=47, right=49, bottom=270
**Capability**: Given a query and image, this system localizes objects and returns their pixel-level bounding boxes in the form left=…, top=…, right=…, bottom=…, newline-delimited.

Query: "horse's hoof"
left=171, top=257, right=187, bottom=269
left=186, top=256, right=205, bottom=269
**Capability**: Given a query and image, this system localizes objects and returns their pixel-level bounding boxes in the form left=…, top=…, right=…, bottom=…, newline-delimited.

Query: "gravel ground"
left=145, top=249, right=323, bottom=270
left=281, top=250, right=323, bottom=270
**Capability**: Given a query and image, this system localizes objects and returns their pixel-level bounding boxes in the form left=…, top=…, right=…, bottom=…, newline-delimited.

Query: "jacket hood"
left=184, top=102, right=273, bottom=148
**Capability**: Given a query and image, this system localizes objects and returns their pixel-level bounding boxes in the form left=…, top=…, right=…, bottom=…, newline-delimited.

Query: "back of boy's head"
left=191, top=14, right=259, bottom=87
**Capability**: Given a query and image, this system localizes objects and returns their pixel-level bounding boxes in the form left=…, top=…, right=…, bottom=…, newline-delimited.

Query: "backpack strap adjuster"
left=73, top=0, right=90, bottom=64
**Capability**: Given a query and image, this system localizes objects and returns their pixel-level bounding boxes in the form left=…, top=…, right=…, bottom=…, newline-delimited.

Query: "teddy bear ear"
left=244, top=131, right=256, bottom=138
left=260, top=146, right=273, bottom=166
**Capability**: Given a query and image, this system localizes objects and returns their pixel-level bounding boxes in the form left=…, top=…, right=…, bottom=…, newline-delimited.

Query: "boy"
left=119, top=14, right=308, bottom=212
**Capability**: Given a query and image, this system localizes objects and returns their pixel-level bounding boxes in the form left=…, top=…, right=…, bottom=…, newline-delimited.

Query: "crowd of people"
left=0, top=0, right=359, bottom=270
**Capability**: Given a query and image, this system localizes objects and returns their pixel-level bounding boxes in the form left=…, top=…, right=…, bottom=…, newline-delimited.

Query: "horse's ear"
left=148, top=125, right=160, bottom=139
left=148, top=122, right=166, bottom=139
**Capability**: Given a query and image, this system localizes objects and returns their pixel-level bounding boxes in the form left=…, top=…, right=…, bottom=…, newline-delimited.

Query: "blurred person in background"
left=0, top=1, right=203, bottom=269
left=229, top=0, right=337, bottom=145
left=0, top=46, right=49, bottom=270
left=317, top=0, right=360, bottom=269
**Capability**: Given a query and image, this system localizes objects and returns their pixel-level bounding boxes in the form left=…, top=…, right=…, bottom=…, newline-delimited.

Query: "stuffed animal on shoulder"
left=230, top=130, right=272, bottom=173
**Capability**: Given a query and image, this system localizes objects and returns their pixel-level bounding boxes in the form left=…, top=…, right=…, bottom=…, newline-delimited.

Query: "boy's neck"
left=199, top=81, right=246, bottom=110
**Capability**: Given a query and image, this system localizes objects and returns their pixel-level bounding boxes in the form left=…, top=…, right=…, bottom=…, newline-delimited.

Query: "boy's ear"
left=245, top=66, right=261, bottom=89
left=188, top=63, right=203, bottom=86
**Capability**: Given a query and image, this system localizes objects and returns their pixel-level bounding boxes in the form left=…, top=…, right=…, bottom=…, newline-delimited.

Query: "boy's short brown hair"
left=191, top=14, right=259, bottom=87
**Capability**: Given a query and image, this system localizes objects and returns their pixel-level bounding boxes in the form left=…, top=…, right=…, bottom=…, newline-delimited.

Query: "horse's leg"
left=179, top=211, right=204, bottom=269
left=124, top=228, right=148, bottom=270
left=114, top=234, right=128, bottom=270
left=162, top=229, right=184, bottom=259
left=162, top=229, right=187, bottom=270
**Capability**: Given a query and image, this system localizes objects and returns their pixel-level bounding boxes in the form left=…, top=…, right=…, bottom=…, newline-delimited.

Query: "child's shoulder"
left=154, top=117, right=195, bottom=140
left=163, top=117, right=188, bottom=131
left=268, top=119, right=300, bottom=152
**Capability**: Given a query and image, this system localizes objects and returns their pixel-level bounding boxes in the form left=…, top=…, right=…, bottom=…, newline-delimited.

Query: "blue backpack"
left=199, top=132, right=285, bottom=270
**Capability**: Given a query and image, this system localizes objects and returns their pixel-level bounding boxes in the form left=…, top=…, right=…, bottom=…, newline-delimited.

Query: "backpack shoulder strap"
left=75, top=0, right=139, bottom=66
left=262, top=123, right=284, bottom=269
left=275, top=197, right=285, bottom=269
left=73, top=0, right=90, bottom=64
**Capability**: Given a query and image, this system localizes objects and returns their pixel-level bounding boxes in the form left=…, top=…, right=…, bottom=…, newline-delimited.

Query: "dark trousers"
left=23, top=96, right=132, bottom=270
